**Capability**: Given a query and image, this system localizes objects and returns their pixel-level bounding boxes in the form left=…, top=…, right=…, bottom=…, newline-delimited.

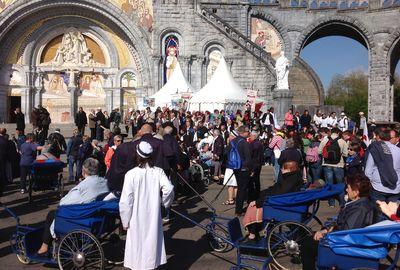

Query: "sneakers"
left=20, top=189, right=26, bottom=194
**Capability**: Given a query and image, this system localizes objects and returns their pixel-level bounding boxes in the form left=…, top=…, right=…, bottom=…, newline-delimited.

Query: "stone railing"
left=198, top=8, right=276, bottom=78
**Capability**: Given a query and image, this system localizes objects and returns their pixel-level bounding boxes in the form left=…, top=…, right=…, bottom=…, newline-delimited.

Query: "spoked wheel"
left=190, top=163, right=205, bottom=185
left=207, top=226, right=230, bottom=253
left=267, top=221, right=312, bottom=270
left=14, top=235, right=30, bottom=264
left=58, top=230, right=104, bottom=270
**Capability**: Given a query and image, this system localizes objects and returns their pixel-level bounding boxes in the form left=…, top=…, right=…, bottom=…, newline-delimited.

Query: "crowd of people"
left=1, top=104, right=400, bottom=269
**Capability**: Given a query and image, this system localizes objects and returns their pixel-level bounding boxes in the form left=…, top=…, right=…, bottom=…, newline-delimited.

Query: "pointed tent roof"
left=190, top=57, right=247, bottom=104
left=150, top=61, right=194, bottom=107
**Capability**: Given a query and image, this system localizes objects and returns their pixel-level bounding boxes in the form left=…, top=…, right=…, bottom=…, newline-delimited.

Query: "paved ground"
left=0, top=159, right=343, bottom=270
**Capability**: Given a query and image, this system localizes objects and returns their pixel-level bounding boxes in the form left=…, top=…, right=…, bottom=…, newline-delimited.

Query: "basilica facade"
left=0, top=0, right=399, bottom=123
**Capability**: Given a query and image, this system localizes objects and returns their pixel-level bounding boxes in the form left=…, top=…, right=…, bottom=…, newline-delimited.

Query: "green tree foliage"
left=325, top=70, right=368, bottom=121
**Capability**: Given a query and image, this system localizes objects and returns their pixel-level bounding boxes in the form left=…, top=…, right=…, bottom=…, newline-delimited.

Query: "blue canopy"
left=264, top=184, right=345, bottom=207
left=32, top=159, right=66, bottom=169
left=326, top=222, right=400, bottom=259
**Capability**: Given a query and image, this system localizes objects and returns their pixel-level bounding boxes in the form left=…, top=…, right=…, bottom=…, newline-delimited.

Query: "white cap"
left=136, top=141, right=153, bottom=158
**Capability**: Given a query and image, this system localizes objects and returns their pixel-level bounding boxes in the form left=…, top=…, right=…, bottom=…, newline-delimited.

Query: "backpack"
left=306, top=146, right=320, bottom=163
left=227, top=138, right=243, bottom=170
left=322, top=137, right=341, bottom=164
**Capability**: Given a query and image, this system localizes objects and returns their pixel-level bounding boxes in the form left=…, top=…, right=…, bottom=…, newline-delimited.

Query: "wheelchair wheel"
left=58, top=230, right=105, bottom=270
left=267, top=221, right=312, bottom=270
left=190, top=163, right=205, bottom=184
left=207, top=226, right=229, bottom=253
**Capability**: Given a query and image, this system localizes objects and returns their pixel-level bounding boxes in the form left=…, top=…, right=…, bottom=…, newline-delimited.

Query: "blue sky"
left=300, top=36, right=400, bottom=91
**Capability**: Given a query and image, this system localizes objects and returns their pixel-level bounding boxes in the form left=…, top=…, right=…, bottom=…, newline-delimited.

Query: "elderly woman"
left=300, top=174, right=374, bottom=270
left=119, top=141, right=174, bottom=270
left=37, top=158, right=109, bottom=255
left=242, top=161, right=303, bottom=243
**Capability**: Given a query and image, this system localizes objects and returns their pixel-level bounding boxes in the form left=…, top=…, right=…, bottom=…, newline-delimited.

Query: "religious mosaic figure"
left=251, top=18, right=283, bottom=60
left=275, top=52, right=290, bottom=90
left=165, top=46, right=178, bottom=82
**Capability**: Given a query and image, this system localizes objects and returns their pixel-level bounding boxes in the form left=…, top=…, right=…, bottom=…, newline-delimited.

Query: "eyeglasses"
left=115, top=140, right=122, bottom=142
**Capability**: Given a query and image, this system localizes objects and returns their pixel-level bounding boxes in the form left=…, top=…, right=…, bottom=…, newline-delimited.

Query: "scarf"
left=369, top=141, right=398, bottom=190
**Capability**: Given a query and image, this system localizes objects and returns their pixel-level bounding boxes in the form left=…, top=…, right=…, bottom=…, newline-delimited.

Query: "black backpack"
left=323, top=137, right=341, bottom=164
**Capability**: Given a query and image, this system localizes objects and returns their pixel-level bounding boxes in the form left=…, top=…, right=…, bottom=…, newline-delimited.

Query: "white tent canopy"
left=189, top=56, right=247, bottom=112
left=150, top=61, right=194, bottom=108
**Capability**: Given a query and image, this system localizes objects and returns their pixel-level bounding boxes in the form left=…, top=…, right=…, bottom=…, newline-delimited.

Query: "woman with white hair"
left=120, top=141, right=174, bottom=270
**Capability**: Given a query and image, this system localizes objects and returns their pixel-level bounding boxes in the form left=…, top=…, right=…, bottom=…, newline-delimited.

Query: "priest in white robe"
left=119, top=141, right=174, bottom=270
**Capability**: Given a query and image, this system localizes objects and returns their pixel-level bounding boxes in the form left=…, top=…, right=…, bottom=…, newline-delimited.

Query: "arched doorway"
left=296, top=20, right=370, bottom=122
left=0, top=0, right=152, bottom=124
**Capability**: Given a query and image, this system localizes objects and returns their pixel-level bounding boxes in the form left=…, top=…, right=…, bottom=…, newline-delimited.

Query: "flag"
left=363, top=123, right=370, bottom=147
left=255, top=102, right=264, bottom=113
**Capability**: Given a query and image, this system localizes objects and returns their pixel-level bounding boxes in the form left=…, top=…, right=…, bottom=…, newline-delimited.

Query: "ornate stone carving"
left=42, top=27, right=103, bottom=68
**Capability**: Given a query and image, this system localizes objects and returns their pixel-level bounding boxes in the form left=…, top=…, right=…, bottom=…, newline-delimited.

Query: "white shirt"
left=119, top=166, right=174, bottom=270
left=320, top=118, right=329, bottom=128
left=313, top=114, right=322, bottom=126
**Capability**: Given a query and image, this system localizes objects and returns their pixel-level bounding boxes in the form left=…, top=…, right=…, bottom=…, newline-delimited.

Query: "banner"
left=246, top=89, right=258, bottom=111
left=143, top=97, right=155, bottom=107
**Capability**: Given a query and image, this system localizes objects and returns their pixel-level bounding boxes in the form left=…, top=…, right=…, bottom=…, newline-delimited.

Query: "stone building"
left=0, top=0, right=398, bottom=123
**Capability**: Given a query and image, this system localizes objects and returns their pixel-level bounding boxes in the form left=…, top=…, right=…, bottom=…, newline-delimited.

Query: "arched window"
left=163, top=35, right=179, bottom=84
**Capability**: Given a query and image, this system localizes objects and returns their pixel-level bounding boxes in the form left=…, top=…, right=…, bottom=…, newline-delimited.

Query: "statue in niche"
left=46, top=28, right=99, bottom=67
left=165, top=46, right=178, bottom=82
left=275, top=51, right=290, bottom=90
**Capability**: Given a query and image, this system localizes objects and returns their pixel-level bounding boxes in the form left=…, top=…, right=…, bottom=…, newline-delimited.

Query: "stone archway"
left=292, top=16, right=390, bottom=121
left=384, top=29, right=400, bottom=121
left=0, top=0, right=153, bottom=123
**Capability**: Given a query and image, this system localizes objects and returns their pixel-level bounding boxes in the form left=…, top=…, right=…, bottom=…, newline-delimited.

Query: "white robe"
left=119, top=166, right=174, bottom=270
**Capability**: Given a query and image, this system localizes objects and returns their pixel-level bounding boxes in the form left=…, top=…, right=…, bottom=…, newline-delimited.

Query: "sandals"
left=222, top=199, right=235, bottom=205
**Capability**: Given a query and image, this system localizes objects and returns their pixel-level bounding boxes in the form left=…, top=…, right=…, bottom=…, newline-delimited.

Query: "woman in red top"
left=284, top=108, right=294, bottom=128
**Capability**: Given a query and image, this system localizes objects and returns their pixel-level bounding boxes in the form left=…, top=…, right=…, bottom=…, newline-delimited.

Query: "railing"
left=199, top=8, right=276, bottom=78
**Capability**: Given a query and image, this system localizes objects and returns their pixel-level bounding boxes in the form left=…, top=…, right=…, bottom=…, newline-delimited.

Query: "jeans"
left=78, top=126, right=85, bottom=136
left=273, top=160, right=281, bottom=183
left=20, top=165, right=31, bottom=190
left=309, top=160, right=322, bottom=182
left=68, top=156, right=78, bottom=182
left=234, top=170, right=251, bottom=214
left=370, top=189, right=400, bottom=222
left=323, top=166, right=345, bottom=206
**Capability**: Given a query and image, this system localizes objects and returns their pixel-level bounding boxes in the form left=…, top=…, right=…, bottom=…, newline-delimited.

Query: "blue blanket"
left=326, top=222, right=400, bottom=259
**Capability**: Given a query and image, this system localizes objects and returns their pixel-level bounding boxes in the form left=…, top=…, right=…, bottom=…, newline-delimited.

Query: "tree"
left=325, top=70, right=368, bottom=122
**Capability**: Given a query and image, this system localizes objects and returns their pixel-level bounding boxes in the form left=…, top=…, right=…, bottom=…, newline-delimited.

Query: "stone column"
left=20, top=88, right=32, bottom=123
left=272, top=89, right=293, bottom=125
left=111, top=88, right=122, bottom=110
left=189, top=56, right=203, bottom=90
left=201, top=57, right=209, bottom=88
left=181, top=56, right=190, bottom=81
left=369, top=43, right=392, bottom=122
left=33, top=87, right=43, bottom=108
left=68, top=87, right=78, bottom=122
left=105, top=89, right=113, bottom=113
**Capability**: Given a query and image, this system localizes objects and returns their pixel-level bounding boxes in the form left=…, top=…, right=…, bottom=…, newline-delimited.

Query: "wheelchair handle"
left=0, top=203, right=21, bottom=225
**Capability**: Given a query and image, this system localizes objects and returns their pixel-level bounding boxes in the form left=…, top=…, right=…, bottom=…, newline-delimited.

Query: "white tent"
left=189, top=56, right=247, bottom=112
left=150, top=61, right=194, bottom=108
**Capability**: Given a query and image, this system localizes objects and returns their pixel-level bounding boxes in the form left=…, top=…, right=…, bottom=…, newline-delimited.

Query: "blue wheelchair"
left=172, top=179, right=345, bottom=270
left=3, top=198, right=122, bottom=269
left=317, top=222, right=400, bottom=270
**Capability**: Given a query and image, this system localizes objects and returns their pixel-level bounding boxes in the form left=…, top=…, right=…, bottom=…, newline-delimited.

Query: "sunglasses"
left=115, top=140, right=122, bottom=142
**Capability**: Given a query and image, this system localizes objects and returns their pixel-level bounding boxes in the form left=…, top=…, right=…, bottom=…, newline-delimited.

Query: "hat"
left=340, top=112, right=346, bottom=116
left=275, top=125, right=282, bottom=131
left=136, top=141, right=153, bottom=158
left=359, top=112, right=364, bottom=115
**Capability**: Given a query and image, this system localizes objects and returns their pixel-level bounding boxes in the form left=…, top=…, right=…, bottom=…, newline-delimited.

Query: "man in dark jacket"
left=225, top=126, right=252, bottom=215
left=220, top=124, right=230, bottom=146
left=67, top=129, right=83, bottom=182
left=96, top=108, right=106, bottom=141
left=75, top=107, right=87, bottom=136
left=38, top=105, right=51, bottom=139
left=48, top=128, right=67, bottom=158
left=106, top=124, right=174, bottom=193
left=163, top=126, right=179, bottom=170
left=249, top=131, right=264, bottom=201
left=211, top=129, right=224, bottom=181
left=299, top=110, right=312, bottom=130
left=14, top=107, right=25, bottom=134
